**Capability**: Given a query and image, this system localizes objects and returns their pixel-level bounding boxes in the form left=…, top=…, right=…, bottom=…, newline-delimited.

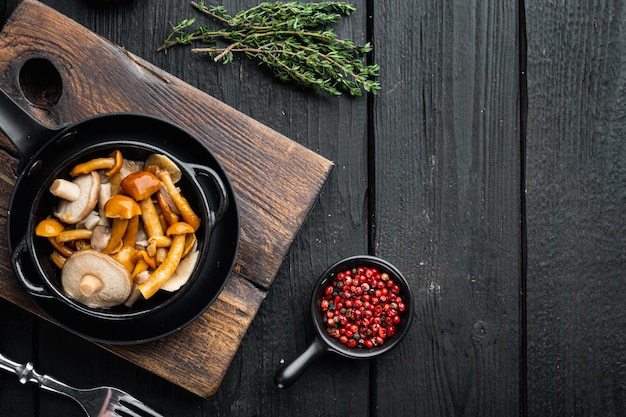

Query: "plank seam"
left=518, top=0, right=529, bottom=415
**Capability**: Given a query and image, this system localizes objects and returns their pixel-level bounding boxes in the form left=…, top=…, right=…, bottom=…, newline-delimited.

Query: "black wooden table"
left=0, top=0, right=624, bottom=416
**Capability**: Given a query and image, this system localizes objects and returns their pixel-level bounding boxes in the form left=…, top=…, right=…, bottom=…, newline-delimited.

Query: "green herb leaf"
left=157, top=1, right=380, bottom=96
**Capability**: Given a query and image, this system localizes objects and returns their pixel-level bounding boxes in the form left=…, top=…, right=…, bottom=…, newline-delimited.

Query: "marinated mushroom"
left=35, top=219, right=65, bottom=237
left=120, top=171, right=162, bottom=201
left=69, top=150, right=123, bottom=177
left=101, top=195, right=142, bottom=255
left=49, top=179, right=80, bottom=202
left=161, top=250, right=199, bottom=292
left=145, top=154, right=201, bottom=230
left=137, top=222, right=195, bottom=299
left=140, top=197, right=168, bottom=264
left=155, top=189, right=179, bottom=226
left=61, top=249, right=132, bottom=308
left=38, top=150, right=202, bottom=309
left=145, top=154, right=181, bottom=183
left=90, top=225, right=112, bottom=251
left=54, top=172, right=101, bottom=224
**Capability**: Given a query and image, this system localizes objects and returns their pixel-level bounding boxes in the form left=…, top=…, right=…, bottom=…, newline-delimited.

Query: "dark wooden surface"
left=0, top=0, right=624, bottom=416
left=0, top=0, right=333, bottom=397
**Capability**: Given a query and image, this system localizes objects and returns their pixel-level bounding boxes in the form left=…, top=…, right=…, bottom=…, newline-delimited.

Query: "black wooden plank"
left=372, top=1, right=522, bottom=415
left=2, top=0, right=371, bottom=415
left=0, top=300, right=37, bottom=417
left=525, top=1, right=626, bottom=416
left=205, top=0, right=372, bottom=414
left=1, top=6, right=39, bottom=417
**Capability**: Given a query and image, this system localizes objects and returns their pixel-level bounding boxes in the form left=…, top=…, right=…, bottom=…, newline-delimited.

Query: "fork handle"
left=0, top=352, right=75, bottom=397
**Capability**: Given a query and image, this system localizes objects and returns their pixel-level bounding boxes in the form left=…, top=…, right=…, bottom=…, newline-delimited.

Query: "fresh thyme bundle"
left=158, top=1, right=380, bottom=96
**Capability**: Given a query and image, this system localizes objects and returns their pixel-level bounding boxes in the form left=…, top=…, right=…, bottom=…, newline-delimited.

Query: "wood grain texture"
left=203, top=1, right=372, bottom=415
left=1, top=0, right=623, bottom=416
left=0, top=0, right=332, bottom=399
left=372, top=1, right=522, bottom=415
left=525, top=1, right=626, bottom=415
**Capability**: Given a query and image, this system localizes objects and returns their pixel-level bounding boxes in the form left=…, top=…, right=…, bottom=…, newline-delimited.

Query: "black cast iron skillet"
left=274, top=255, right=413, bottom=388
left=0, top=88, right=240, bottom=344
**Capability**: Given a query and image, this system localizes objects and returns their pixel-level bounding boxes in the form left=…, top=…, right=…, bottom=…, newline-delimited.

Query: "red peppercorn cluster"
left=321, top=265, right=406, bottom=349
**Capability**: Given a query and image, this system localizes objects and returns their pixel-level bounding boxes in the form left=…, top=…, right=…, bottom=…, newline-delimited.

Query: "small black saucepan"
left=0, top=87, right=239, bottom=344
left=274, top=255, right=413, bottom=389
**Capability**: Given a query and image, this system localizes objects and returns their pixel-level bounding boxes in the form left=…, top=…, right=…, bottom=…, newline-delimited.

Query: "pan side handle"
left=0, top=89, right=56, bottom=165
left=11, top=238, right=54, bottom=299
left=188, top=163, right=230, bottom=228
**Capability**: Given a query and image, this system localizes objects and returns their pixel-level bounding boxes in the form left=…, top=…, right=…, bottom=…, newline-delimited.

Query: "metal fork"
left=0, top=351, right=164, bottom=417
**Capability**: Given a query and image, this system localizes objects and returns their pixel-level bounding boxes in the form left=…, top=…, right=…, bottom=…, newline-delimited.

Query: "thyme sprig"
left=158, top=1, right=380, bottom=96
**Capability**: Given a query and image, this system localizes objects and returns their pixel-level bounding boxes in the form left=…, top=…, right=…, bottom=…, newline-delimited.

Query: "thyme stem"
left=158, top=1, right=380, bottom=96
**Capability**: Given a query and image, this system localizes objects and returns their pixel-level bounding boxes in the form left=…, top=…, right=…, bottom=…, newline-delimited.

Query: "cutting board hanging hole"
left=19, top=57, right=62, bottom=108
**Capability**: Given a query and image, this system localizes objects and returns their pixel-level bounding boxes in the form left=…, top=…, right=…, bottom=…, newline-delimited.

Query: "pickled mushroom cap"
left=61, top=249, right=132, bottom=308
left=145, top=154, right=182, bottom=183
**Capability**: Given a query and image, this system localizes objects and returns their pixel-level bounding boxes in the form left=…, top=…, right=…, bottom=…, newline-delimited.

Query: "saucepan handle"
left=11, top=238, right=54, bottom=299
left=0, top=89, right=57, bottom=166
left=188, top=163, right=229, bottom=227
left=274, top=336, right=329, bottom=389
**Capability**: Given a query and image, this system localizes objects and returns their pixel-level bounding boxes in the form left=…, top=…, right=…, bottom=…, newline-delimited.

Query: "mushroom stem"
left=56, top=228, right=93, bottom=243
left=137, top=234, right=186, bottom=299
left=101, top=218, right=128, bottom=255
left=50, top=251, right=67, bottom=269
left=79, top=274, right=103, bottom=297
left=157, top=171, right=201, bottom=230
left=140, top=197, right=168, bottom=264
left=48, top=237, right=73, bottom=258
left=69, top=150, right=123, bottom=177
left=49, top=179, right=81, bottom=202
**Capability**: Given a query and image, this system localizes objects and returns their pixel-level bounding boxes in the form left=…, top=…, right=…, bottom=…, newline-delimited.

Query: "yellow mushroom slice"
left=56, top=228, right=92, bottom=243
left=112, top=215, right=139, bottom=272
left=131, top=250, right=156, bottom=279
left=133, top=250, right=156, bottom=269
left=48, top=237, right=73, bottom=258
left=35, top=219, right=65, bottom=237
left=145, top=154, right=200, bottom=231
left=69, top=150, right=123, bottom=177
left=61, top=249, right=132, bottom=308
left=155, top=189, right=179, bottom=226
left=101, top=195, right=141, bottom=255
left=148, top=235, right=172, bottom=249
left=182, top=233, right=197, bottom=259
left=137, top=222, right=194, bottom=299
left=50, top=251, right=67, bottom=269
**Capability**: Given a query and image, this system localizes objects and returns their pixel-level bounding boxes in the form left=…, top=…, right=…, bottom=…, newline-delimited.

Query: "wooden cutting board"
left=0, top=0, right=333, bottom=397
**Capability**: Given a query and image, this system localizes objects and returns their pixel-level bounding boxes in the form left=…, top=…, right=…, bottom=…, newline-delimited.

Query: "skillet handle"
left=274, top=336, right=329, bottom=389
left=188, top=164, right=229, bottom=226
left=11, top=238, right=53, bottom=299
left=0, top=89, right=56, bottom=165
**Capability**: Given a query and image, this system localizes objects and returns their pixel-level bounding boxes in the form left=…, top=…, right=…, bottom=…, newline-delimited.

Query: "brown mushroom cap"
left=61, top=249, right=132, bottom=308
left=145, top=154, right=182, bottom=183
left=120, top=170, right=162, bottom=201
left=54, top=172, right=101, bottom=224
